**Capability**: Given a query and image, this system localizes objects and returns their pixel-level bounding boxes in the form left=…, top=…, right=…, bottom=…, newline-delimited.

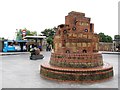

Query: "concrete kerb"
left=99, top=51, right=120, bottom=55
left=0, top=51, right=119, bottom=56
left=0, top=52, right=30, bottom=56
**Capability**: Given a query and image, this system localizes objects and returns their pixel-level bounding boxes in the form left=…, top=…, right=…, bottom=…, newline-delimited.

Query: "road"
left=0, top=51, right=118, bottom=88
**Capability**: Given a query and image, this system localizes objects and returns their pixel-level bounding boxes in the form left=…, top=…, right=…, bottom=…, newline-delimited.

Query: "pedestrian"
left=48, top=44, right=52, bottom=51
left=38, top=45, right=42, bottom=51
left=46, top=44, right=49, bottom=51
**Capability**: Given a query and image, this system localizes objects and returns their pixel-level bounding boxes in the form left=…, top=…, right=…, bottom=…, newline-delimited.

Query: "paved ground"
left=0, top=51, right=118, bottom=88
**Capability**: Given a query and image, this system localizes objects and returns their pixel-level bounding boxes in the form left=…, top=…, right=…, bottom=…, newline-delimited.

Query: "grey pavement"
left=0, top=51, right=119, bottom=88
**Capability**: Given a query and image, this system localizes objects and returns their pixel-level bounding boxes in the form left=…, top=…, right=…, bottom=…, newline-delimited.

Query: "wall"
left=99, top=42, right=113, bottom=51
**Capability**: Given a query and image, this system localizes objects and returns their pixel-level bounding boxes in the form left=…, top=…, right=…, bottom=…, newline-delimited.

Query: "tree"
left=41, top=28, right=55, bottom=37
left=47, top=36, right=53, bottom=44
left=41, top=27, right=56, bottom=45
left=26, top=30, right=37, bottom=36
left=0, top=37, right=5, bottom=40
left=16, top=29, right=22, bottom=40
left=99, top=32, right=105, bottom=42
left=105, top=35, right=113, bottom=42
left=98, top=32, right=113, bottom=43
left=16, top=28, right=38, bottom=40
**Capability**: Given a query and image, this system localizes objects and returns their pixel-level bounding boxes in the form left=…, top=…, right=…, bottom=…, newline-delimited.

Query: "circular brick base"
left=40, top=63, right=113, bottom=82
left=50, top=53, right=103, bottom=68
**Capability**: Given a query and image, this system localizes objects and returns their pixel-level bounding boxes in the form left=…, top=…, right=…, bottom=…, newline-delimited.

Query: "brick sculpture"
left=40, top=11, right=114, bottom=82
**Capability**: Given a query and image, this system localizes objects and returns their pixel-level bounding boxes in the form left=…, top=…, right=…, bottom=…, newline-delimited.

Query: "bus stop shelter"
left=24, top=36, right=46, bottom=51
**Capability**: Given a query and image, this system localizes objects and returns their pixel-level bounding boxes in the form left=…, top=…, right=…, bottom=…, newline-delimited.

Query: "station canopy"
left=24, top=36, right=46, bottom=39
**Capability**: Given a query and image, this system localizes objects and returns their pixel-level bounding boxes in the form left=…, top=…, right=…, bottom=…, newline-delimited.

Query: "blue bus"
left=3, top=40, right=28, bottom=52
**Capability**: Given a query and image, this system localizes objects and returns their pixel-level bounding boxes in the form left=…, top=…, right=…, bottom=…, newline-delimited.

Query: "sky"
left=0, top=0, right=119, bottom=39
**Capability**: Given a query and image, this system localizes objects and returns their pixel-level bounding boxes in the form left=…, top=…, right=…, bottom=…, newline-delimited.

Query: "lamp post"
left=15, top=29, right=18, bottom=40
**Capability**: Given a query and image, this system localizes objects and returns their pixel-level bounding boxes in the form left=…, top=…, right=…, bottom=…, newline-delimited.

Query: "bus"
left=3, top=40, right=28, bottom=52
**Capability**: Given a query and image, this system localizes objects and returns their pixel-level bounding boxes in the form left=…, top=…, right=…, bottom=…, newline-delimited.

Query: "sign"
left=22, top=30, right=26, bottom=36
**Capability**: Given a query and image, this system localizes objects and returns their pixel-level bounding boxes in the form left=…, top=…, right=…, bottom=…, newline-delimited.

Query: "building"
left=24, top=36, right=46, bottom=51
left=99, top=42, right=113, bottom=51
left=0, top=40, right=4, bottom=52
left=113, top=39, right=120, bottom=52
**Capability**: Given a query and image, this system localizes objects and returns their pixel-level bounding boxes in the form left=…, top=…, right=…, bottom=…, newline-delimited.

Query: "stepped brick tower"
left=40, top=11, right=114, bottom=82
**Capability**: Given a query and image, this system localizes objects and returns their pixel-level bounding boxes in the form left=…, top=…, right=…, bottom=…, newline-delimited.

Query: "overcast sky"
left=0, top=0, right=119, bottom=39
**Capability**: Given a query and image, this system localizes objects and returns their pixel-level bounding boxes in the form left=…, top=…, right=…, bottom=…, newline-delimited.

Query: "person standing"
left=48, top=44, right=52, bottom=51
left=46, top=44, right=49, bottom=51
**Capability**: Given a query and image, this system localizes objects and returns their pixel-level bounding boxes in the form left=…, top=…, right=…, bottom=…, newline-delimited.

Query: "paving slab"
left=0, top=51, right=118, bottom=88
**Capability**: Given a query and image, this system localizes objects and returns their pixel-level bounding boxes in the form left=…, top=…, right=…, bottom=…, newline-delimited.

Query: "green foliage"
left=26, top=30, right=37, bottom=36
left=41, top=27, right=56, bottom=45
left=98, top=32, right=113, bottom=43
left=0, top=37, right=5, bottom=40
left=41, top=28, right=55, bottom=37
left=47, top=37, right=53, bottom=44
left=16, top=28, right=37, bottom=40
left=16, top=29, right=22, bottom=40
